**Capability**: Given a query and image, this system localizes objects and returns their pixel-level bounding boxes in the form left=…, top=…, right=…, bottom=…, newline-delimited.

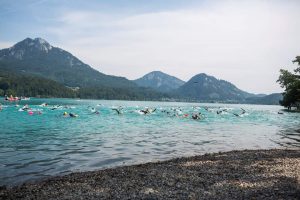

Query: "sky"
left=0, top=0, right=300, bottom=94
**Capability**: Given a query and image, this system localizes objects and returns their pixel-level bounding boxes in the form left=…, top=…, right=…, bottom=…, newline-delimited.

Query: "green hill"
left=245, top=93, right=282, bottom=105
left=134, top=71, right=185, bottom=92
left=0, top=70, right=76, bottom=98
left=0, top=38, right=169, bottom=100
left=0, top=38, right=136, bottom=88
left=175, top=73, right=254, bottom=102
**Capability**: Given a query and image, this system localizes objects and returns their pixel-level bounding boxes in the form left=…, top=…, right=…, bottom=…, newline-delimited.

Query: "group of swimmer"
left=4, top=95, right=30, bottom=101
left=0, top=101, right=251, bottom=120
left=109, top=105, right=248, bottom=120
left=210, top=107, right=246, bottom=117
left=0, top=103, right=78, bottom=117
left=2, top=100, right=287, bottom=120
left=111, top=107, right=157, bottom=115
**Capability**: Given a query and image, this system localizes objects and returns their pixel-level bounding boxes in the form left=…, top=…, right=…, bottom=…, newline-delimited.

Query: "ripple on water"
left=0, top=99, right=299, bottom=186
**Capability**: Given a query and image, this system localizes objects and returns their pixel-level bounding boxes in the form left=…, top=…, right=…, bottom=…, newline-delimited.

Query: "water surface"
left=0, top=98, right=299, bottom=186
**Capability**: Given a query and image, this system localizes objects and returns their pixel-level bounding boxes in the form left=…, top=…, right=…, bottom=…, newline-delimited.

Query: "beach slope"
left=1, top=149, right=299, bottom=199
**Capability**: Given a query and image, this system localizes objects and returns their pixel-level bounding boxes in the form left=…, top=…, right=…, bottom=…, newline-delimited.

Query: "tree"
left=292, top=56, right=300, bottom=64
left=0, top=89, right=4, bottom=96
left=277, top=56, right=300, bottom=110
left=5, top=89, right=16, bottom=96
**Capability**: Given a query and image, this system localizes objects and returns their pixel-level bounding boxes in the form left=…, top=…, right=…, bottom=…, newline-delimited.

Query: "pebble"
left=1, top=149, right=299, bottom=200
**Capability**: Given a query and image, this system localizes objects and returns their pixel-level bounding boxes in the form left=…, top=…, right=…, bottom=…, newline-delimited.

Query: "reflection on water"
left=275, top=128, right=300, bottom=148
left=0, top=98, right=299, bottom=186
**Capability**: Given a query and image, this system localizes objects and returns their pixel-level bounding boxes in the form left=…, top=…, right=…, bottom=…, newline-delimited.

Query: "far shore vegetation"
left=0, top=70, right=169, bottom=101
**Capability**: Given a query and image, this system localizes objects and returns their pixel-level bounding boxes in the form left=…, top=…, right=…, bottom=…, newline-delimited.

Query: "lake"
left=0, top=98, right=299, bottom=186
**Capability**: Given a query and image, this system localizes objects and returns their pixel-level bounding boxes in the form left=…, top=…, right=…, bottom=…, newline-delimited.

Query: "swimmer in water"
left=182, top=114, right=189, bottom=118
left=140, top=108, right=156, bottom=115
left=40, top=103, right=48, bottom=107
left=192, top=113, right=199, bottom=120
left=91, top=108, right=100, bottom=114
left=192, top=112, right=203, bottom=120
left=232, top=108, right=246, bottom=117
left=241, top=108, right=246, bottom=115
left=217, top=108, right=228, bottom=115
left=161, top=110, right=171, bottom=116
left=63, top=112, right=68, bottom=116
left=112, top=107, right=123, bottom=115
left=140, top=109, right=149, bottom=115
left=205, top=107, right=214, bottom=113
left=52, top=105, right=62, bottom=110
left=22, top=104, right=30, bottom=111
left=69, top=113, right=78, bottom=118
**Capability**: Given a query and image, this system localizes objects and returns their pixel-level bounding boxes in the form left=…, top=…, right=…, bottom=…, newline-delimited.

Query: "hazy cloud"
left=1, top=0, right=300, bottom=93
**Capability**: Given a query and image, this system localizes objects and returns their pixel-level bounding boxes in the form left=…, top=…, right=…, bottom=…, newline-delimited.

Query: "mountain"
left=176, top=73, right=254, bottom=102
left=245, top=93, right=283, bottom=105
left=134, top=71, right=185, bottom=92
left=0, top=38, right=136, bottom=88
left=0, top=38, right=280, bottom=104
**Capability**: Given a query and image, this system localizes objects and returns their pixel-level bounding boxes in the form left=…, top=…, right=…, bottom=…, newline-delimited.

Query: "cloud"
left=21, top=1, right=300, bottom=93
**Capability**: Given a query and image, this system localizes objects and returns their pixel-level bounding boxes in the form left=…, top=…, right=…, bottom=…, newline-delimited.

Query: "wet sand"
left=1, top=149, right=299, bottom=199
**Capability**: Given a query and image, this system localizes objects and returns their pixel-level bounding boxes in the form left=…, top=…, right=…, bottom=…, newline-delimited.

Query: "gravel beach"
left=1, top=149, right=299, bottom=200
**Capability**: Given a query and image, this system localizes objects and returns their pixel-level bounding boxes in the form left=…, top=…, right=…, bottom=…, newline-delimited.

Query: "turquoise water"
left=0, top=98, right=299, bottom=186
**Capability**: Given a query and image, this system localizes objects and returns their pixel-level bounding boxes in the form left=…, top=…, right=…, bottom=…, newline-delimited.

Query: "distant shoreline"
left=0, top=96, right=282, bottom=106
left=1, top=149, right=299, bottom=199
